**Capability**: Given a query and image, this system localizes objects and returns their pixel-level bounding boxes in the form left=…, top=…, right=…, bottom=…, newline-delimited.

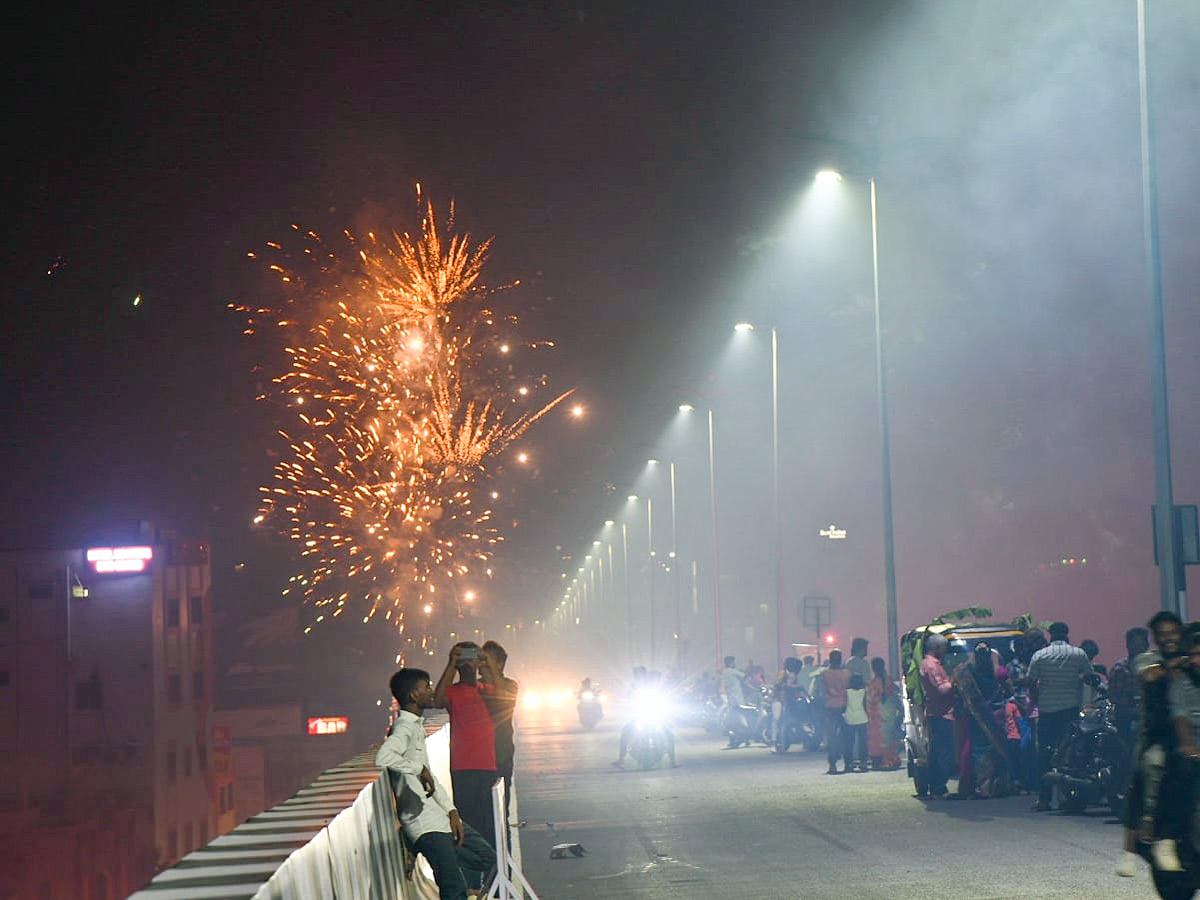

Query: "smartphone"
left=459, top=646, right=480, bottom=661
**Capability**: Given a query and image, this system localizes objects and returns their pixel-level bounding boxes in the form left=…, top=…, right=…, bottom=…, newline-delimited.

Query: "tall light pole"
left=1137, top=0, right=1185, bottom=616
left=670, top=460, right=682, bottom=671
left=680, top=403, right=724, bottom=666
left=622, top=515, right=633, bottom=665
left=708, top=408, right=724, bottom=665
left=646, top=495, right=656, bottom=666
left=817, top=169, right=900, bottom=680
left=736, top=321, right=784, bottom=671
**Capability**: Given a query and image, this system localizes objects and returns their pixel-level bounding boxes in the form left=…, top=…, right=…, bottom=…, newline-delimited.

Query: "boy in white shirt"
left=377, top=668, right=467, bottom=900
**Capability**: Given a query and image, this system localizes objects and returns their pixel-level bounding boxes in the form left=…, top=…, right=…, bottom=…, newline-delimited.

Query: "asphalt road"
left=512, top=702, right=1162, bottom=900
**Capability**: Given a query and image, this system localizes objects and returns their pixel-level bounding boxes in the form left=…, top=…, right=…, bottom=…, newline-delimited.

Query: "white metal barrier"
left=484, top=777, right=538, bottom=900
left=129, top=723, right=535, bottom=899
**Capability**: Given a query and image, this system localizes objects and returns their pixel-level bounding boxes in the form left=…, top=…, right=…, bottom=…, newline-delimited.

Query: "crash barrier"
left=485, top=777, right=538, bottom=900
left=127, top=722, right=533, bottom=900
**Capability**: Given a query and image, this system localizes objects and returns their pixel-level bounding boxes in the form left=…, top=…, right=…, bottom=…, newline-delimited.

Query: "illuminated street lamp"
left=815, top=167, right=899, bottom=679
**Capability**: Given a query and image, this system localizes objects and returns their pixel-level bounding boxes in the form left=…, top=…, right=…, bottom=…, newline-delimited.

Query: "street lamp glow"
left=464, top=590, right=476, bottom=602
left=647, top=458, right=659, bottom=466
left=627, top=494, right=638, bottom=502
left=733, top=322, right=755, bottom=333
left=604, top=520, right=614, bottom=527
left=679, top=403, right=694, bottom=412
left=516, top=451, right=529, bottom=464
left=815, top=169, right=844, bottom=185
left=570, top=404, right=584, bottom=418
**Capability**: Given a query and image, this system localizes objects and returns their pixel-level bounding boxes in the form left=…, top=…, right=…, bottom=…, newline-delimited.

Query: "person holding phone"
left=434, top=641, right=498, bottom=881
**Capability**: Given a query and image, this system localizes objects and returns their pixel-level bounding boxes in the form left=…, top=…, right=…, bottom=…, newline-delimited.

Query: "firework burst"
left=238, top=198, right=570, bottom=632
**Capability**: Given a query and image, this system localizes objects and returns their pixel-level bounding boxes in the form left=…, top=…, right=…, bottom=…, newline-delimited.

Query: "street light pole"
left=870, top=176, right=901, bottom=681
left=622, top=521, right=633, bottom=665
left=771, top=327, right=783, bottom=671
left=708, top=408, right=724, bottom=665
left=1137, top=0, right=1185, bottom=617
left=670, top=461, right=682, bottom=671
left=648, top=496, right=655, bottom=666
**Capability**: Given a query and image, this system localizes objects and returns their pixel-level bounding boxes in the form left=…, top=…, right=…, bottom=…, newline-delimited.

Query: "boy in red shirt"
left=434, top=642, right=498, bottom=867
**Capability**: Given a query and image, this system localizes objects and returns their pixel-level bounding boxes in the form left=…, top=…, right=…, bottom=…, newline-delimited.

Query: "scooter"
left=577, top=688, right=604, bottom=730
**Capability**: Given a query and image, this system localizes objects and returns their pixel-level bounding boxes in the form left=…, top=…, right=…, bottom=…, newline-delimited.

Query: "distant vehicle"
left=577, top=686, right=604, bottom=730
left=900, top=614, right=1026, bottom=797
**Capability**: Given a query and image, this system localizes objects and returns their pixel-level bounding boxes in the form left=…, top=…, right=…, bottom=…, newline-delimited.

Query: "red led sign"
left=86, top=546, right=154, bottom=574
left=307, top=716, right=349, bottom=736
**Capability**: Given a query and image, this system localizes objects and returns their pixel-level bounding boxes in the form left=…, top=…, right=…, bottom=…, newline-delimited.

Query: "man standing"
left=1118, top=611, right=1185, bottom=876
left=377, top=669, right=467, bottom=900
left=1108, top=627, right=1150, bottom=747
left=479, top=640, right=519, bottom=822
left=847, top=638, right=871, bottom=685
left=1028, top=621, right=1092, bottom=811
left=817, top=649, right=851, bottom=775
left=919, top=634, right=957, bottom=800
left=434, top=643, right=498, bottom=859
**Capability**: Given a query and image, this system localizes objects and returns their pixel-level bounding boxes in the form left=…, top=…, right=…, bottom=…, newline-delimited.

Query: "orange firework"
left=239, top=197, right=570, bottom=632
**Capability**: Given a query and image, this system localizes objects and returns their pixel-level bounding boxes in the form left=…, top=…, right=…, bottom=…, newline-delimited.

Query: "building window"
left=165, top=596, right=180, bottom=628
left=28, top=580, right=53, bottom=600
left=183, top=822, right=193, bottom=854
left=193, top=670, right=205, bottom=699
left=166, top=826, right=178, bottom=860
left=0, top=606, right=10, bottom=623
left=76, top=673, right=103, bottom=710
left=189, top=595, right=203, bottom=625
left=167, top=674, right=181, bottom=704
left=0, top=671, right=9, bottom=688
left=197, top=745, right=208, bottom=771
left=166, top=749, right=177, bottom=782
left=183, top=748, right=192, bottom=778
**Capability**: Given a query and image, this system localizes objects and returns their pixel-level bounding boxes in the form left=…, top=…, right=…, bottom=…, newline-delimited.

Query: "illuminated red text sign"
left=86, top=546, right=154, bottom=574
left=307, top=716, right=349, bottom=735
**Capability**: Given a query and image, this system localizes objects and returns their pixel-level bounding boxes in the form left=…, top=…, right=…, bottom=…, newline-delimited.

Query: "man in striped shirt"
left=1028, top=621, right=1093, bottom=811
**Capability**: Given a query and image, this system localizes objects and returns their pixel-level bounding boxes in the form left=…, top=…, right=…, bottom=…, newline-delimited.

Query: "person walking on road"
left=919, top=634, right=957, bottom=800
left=817, top=649, right=850, bottom=774
left=1028, top=621, right=1092, bottom=812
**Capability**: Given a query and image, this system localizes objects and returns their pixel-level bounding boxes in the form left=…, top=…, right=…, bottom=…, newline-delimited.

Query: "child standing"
left=844, top=674, right=869, bottom=772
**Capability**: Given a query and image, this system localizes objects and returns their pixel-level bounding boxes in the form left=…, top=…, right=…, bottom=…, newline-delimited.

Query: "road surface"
left=513, top=702, right=1160, bottom=899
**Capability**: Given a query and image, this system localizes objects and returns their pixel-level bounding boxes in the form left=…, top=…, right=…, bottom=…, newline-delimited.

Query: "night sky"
left=5, top=1, right=1200, bottom=672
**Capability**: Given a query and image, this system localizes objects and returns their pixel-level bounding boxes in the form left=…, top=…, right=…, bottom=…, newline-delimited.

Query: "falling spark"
left=238, top=193, right=569, bottom=636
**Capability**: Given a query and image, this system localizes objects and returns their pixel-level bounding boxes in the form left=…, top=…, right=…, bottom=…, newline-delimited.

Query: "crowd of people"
left=714, top=638, right=904, bottom=773
left=375, top=641, right=518, bottom=900
left=915, top=613, right=1200, bottom=880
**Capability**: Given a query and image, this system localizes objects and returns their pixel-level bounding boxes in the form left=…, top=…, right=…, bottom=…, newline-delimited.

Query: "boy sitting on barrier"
left=377, top=668, right=469, bottom=900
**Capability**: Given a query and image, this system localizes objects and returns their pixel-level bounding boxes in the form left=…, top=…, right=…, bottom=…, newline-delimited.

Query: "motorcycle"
left=775, top=694, right=822, bottom=753
left=577, top=688, right=604, bottom=730
left=627, top=685, right=674, bottom=769
left=1042, top=677, right=1131, bottom=817
left=722, top=684, right=772, bottom=749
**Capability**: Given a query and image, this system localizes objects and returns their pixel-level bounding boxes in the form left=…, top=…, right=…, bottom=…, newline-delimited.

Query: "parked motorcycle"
left=1042, top=677, right=1131, bottom=817
left=722, top=684, right=772, bottom=749
left=577, top=687, right=604, bottom=730
left=775, top=695, right=822, bottom=753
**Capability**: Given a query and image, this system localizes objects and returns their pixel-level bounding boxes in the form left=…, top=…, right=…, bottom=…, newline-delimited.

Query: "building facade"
left=0, top=529, right=215, bottom=898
